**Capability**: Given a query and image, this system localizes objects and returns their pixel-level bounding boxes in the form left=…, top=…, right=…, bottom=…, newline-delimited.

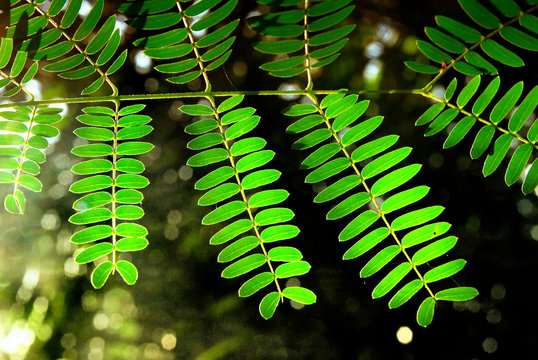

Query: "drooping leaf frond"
left=0, top=105, right=61, bottom=214
left=406, top=0, right=538, bottom=77
left=248, top=0, right=355, bottom=83
left=283, top=93, right=478, bottom=327
left=120, top=0, right=239, bottom=88
left=181, top=95, right=316, bottom=319
left=416, top=75, right=538, bottom=194
left=5, top=0, right=127, bottom=94
left=69, top=104, right=153, bottom=288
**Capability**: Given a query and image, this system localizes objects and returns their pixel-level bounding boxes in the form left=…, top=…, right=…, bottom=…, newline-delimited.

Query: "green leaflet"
left=391, top=206, right=444, bottom=231
left=259, top=291, right=280, bottom=319
left=221, top=253, right=267, bottom=278
left=424, top=259, right=467, bottom=283
left=411, top=236, right=458, bottom=265
left=238, top=272, right=274, bottom=297
left=91, top=261, right=114, bottom=289
left=481, top=39, right=524, bottom=67
left=372, top=263, right=412, bottom=299
left=326, top=192, right=371, bottom=220
left=417, top=297, right=436, bottom=327
left=402, top=222, right=452, bottom=248
left=389, top=279, right=423, bottom=309
left=75, top=242, right=114, bottom=264
left=435, top=287, right=478, bottom=301
left=472, top=76, right=500, bottom=116
left=370, top=164, right=421, bottom=196
left=342, top=228, right=390, bottom=260
left=458, top=0, right=501, bottom=29
left=360, top=245, right=401, bottom=278
left=218, top=236, right=259, bottom=263
left=282, top=287, right=316, bottom=305
left=275, top=261, right=311, bottom=278
left=116, top=260, right=139, bottom=285
left=490, top=82, right=524, bottom=125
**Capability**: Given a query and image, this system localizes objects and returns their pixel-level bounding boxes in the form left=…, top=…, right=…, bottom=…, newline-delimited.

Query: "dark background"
left=1, top=0, right=537, bottom=359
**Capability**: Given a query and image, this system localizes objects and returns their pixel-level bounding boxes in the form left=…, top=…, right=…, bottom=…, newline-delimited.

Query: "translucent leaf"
left=238, top=272, right=274, bottom=297
left=509, top=86, right=538, bottom=133
left=381, top=186, right=430, bottom=214
left=96, top=29, right=121, bottom=66
left=275, top=261, right=310, bottom=278
left=201, top=37, right=235, bottom=62
left=197, top=20, right=240, bottom=48
left=75, top=242, right=113, bottom=264
left=308, top=5, right=354, bottom=32
left=235, top=150, right=274, bottom=173
left=74, top=127, right=114, bottom=141
left=435, top=16, right=482, bottom=43
left=116, top=260, right=138, bottom=285
left=405, top=61, right=440, bottom=74
left=91, top=261, right=114, bottom=289
left=202, top=200, right=246, bottom=225
left=115, top=205, right=144, bottom=220
left=457, top=75, right=481, bottom=108
left=188, top=148, right=229, bottom=167
left=218, top=236, right=259, bottom=263
left=73, top=192, right=112, bottom=211
left=417, top=297, right=435, bottom=327
left=388, top=279, right=423, bottom=309
left=342, top=227, right=391, bottom=260
left=249, top=189, right=289, bottom=208
left=116, top=174, right=150, bottom=189
left=116, top=189, right=144, bottom=204
left=391, top=206, right=444, bottom=231
left=73, top=0, right=103, bottom=41
left=180, top=104, right=215, bottom=116
left=282, top=287, right=316, bottom=305
left=119, top=105, right=146, bottom=116
left=416, top=40, right=452, bottom=63
left=198, top=183, right=240, bottom=206
left=470, top=125, right=495, bottom=159
left=107, top=50, right=128, bottom=75
left=118, top=114, right=152, bottom=127
left=305, top=157, right=350, bottom=184
left=261, top=224, right=300, bottom=243
left=371, top=164, right=421, bottom=197
left=116, top=237, right=149, bottom=252
left=4, top=189, right=26, bottom=214
left=472, top=76, right=500, bottom=116
left=435, top=287, right=478, bottom=301
left=60, top=0, right=83, bottom=28
left=191, top=0, right=237, bottom=32
left=230, top=137, right=266, bottom=156
left=490, top=81, right=524, bottom=125
left=221, top=107, right=256, bottom=125
left=69, top=175, right=112, bottom=193
left=424, top=108, right=459, bottom=137
left=116, top=223, right=148, bottom=238
left=0, top=38, right=13, bottom=69
left=339, top=210, right=381, bottom=242
left=314, top=175, right=361, bottom=203
left=218, top=95, right=244, bottom=113
left=505, top=144, right=532, bottom=186
left=259, top=291, right=280, bottom=319
left=69, top=208, right=112, bottom=225
left=210, top=219, right=253, bottom=245
left=86, top=15, right=117, bottom=54
left=481, top=39, right=524, bottom=67
left=81, top=77, right=105, bottom=95
left=128, top=13, right=182, bottom=30
left=195, top=166, right=235, bottom=190
left=255, top=207, right=294, bottom=226
left=226, top=116, right=260, bottom=140
left=458, top=0, right=501, bottom=29
left=72, top=159, right=113, bottom=175
left=482, top=134, right=513, bottom=177
left=292, top=129, right=332, bottom=150
left=424, top=259, right=467, bottom=283
left=301, top=143, right=340, bottom=170
left=326, top=192, right=371, bottom=220
left=425, top=27, right=466, bottom=53
left=309, top=25, right=355, bottom=46
left=416, top=103, right=445, bottom=126
left=116, top=125, right=153, bottom=141
left=17, top=174, right=42, bottom=192
left=351, top=135, right=399, bottom=163
left=325, top=94, right=359, bottom=120
left=412, top=236, right=458, bottom=265
left=402, top=222, right=451, bottom=248
left=372, top=263, right=412, bottom=299
left=522, top=159, right=538, bottom=195
left=268, top=246, right=302, bottom=262
left=360, top=245, right=400, bottom=278
left=68, top=227, right=109, bottom=255
left=221, top=253, right=266, bottom=278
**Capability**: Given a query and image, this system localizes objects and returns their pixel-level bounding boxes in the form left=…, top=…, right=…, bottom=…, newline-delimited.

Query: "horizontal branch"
left=0, top=88, right=421, bottom=108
